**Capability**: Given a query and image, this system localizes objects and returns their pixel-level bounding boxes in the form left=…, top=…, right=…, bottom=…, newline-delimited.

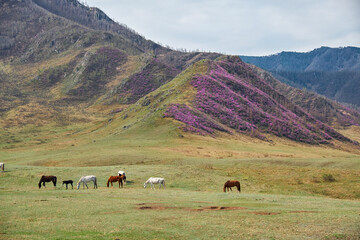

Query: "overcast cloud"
left=84, top=0, right=360, bottom=56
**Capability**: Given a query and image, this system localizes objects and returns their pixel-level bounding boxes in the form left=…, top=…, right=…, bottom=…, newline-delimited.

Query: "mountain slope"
left=0, top=0, right=359, bottom=149
left=250, top=65, right=360, bottom=128
left=240, top=47, right=360, bottom=106
left=103, top=56, right=358, bottom=146
left=0, top=0, right=220, bottom=125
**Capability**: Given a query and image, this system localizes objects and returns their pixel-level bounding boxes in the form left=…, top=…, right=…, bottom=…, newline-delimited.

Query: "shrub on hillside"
left=322, top=174, right=336, bottom=182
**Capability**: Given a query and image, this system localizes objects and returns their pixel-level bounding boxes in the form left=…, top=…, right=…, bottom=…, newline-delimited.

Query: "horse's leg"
left=85, top=182, right=89, bottom=189
left=66, top=183, right=68, bottom=190
left=71, top=183, right=73, bottom=189
left=230, top=187, right=232, bottom=191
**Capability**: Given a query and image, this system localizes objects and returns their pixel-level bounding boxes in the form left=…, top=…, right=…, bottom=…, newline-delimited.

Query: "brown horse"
left=223, top=180, right=241, bottom=192
left=107, top=176, right=124, bottom=188
left=38, top=175, right=57, bottom=189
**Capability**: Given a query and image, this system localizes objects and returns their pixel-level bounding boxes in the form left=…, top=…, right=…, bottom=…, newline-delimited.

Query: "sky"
left=84, top=0, right=360, bottom=56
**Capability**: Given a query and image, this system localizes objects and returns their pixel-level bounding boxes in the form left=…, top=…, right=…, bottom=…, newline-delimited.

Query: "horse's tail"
left=54, top=176, right=57, bottom=187
left=237, top=182, right=241, bottom=192
left=223, top=181, right=228, bottom=192
left=38, top=176, right=43, bottom=189
left=107, top=179, right=109, bottom=187
left=95, top=177, right=97, bottom=188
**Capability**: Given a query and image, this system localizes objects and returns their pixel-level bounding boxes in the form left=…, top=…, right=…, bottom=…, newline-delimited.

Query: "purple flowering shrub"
left=117, top=59, right=180, bottom=103
left=164, top=57, right=355, bottom=144
left=164, top=104, right=228, bottom=135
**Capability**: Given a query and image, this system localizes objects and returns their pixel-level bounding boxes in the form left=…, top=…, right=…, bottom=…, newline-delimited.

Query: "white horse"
left=118, top=170, right=127, bottom=184
left=144, top=177, right=165, bottom=189
left=0, top=163, right=4, bottom=171
left=77, top=175, right=97, bottom=189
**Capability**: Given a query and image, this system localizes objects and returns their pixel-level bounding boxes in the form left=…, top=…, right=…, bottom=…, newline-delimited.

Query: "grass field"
left=1, top=125, right=360, bottom=239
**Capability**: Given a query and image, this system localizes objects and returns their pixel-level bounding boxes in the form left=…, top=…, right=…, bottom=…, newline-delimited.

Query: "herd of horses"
left=2, top=164, right=241, bottom=192
left=38, top=171, right=127, bottom=189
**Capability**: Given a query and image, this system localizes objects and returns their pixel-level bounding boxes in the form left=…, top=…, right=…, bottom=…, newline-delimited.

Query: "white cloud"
left=85, top=0, right=360, bottom=55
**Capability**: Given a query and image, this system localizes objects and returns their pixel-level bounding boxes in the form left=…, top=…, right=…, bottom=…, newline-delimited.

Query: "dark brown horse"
left=38, top=175, right=57, bottom=189
left=107, top=176, right=124, bottom=188
left=223, top=180, right=241, bottom=192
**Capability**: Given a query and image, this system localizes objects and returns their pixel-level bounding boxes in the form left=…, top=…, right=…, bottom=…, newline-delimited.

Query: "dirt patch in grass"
left=137, top=204, right=178, bottom=210
left=138, top=205, right=173, bottom=210
left=137, top=203, right=247, bottom=211
left=248, top=211, right=281, bottom=215
left=194, top=206, right=247, bottom=211
left=288, top=210, right=317, bottom=213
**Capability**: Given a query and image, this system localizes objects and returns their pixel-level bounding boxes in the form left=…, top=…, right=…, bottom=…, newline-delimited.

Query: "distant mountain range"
left=0, top=0, right=359, bottom=147
left=240, top=47, right=360, bottom=106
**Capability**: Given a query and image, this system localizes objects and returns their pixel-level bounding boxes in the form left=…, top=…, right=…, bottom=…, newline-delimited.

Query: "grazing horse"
left=77, top=175, right=97, bottom=189
left=62, top=180, right=73, bottom=189
left=144, top=177, right=165, bottom=189
left=117, top=170, right=127, bottom=184
left=107, top=176, right=124, bottom=188
left=0, top=163, right=4, bottom=171
left=38, top=175, right=57, bottom=189
left=223, top=180, right=241, bottom=192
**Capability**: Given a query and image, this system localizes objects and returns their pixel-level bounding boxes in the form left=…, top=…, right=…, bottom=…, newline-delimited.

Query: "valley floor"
left=1, top=126, right=360, bottom=239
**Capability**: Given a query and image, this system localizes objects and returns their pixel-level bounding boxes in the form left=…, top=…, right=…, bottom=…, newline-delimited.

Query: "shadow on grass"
left=124, top=180, right=135, bottom=185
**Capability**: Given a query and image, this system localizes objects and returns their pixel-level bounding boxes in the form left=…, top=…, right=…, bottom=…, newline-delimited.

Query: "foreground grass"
left=1, top=164, right=360, bottom=240
left=1, top=121, right=360, bottom=239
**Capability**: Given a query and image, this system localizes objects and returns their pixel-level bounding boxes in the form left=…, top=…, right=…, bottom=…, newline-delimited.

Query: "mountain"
left=0, top=0, right=219, bottom=122
left=0, top=0, right=359, bottom=148
left=107, top=56, right=357, bottom=146
left=240, top=47, right=360, bottom=106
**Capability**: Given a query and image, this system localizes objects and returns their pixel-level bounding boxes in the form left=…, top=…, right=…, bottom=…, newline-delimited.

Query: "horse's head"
left=77, top=182, right=81, bottom=189
left=144, top=182, right=147, bottom=188
left=123, top=175, right=127, bottom=183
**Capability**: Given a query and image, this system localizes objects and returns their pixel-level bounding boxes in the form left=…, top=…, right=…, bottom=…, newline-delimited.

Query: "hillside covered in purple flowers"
left=1, top=0, right=359, bottom=148
left=161, top=56, right=358, bottom=145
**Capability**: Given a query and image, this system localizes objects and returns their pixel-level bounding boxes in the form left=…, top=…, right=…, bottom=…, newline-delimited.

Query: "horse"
left=0, top=163, right=4, bottom=171
left=107, top=176, right=124, bottom=188
left=38, top=175, right=57, bottom=189
left=223, top=180, right=241, bottom=192
left=77, top=175, right=97, bottom=189
left=144, top=177, right=165, bottom=189
left=117, top=170, right=127, bottom=184
left=62, top=180, right=73, bottom=189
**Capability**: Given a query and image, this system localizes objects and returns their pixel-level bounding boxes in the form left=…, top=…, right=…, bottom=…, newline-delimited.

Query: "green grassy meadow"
left=1, top=124, right=360, bottom=239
